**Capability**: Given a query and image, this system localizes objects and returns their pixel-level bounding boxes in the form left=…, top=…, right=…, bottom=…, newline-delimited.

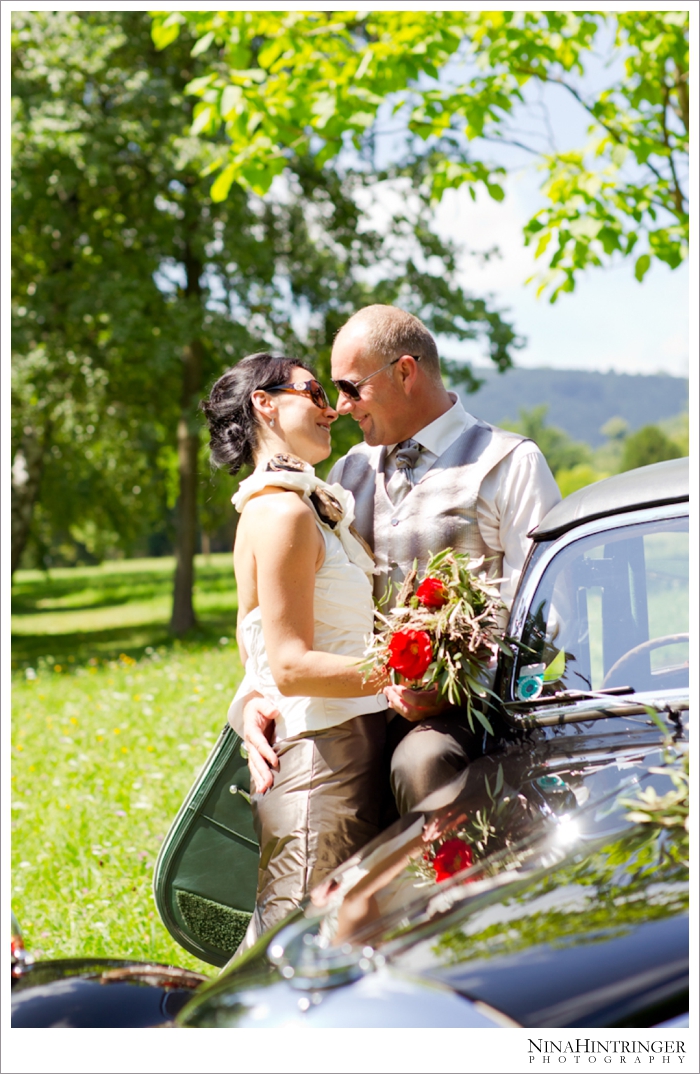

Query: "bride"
left=201, top=352, right=389, bottom=946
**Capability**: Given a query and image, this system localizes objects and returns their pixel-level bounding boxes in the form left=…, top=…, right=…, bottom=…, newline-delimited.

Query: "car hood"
left=179, top=707, right=688, bottom=1028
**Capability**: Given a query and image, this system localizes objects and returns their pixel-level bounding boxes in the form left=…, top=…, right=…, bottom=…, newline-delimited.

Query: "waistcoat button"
left=391, top=518, right=399, bottom=527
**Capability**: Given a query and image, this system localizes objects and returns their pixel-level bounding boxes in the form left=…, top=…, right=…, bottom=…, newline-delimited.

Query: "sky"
left=431, top=179, right=689, bottom=378
left=368, top=14, right=689, bottom=380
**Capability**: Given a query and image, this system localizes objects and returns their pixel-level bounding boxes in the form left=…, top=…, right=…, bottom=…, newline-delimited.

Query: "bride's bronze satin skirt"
left=238, top=712, right=386, bottom=952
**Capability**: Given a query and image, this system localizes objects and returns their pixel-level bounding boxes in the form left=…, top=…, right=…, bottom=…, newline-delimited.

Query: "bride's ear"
left=251, top=389, right=277, bottom=428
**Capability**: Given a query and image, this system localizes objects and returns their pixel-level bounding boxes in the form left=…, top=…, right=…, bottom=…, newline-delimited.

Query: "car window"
left=515, top=515, right=688, bottom=697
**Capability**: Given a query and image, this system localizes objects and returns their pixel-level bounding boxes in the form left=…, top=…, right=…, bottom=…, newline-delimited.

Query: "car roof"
left=530, top=457, right=689, bottom=541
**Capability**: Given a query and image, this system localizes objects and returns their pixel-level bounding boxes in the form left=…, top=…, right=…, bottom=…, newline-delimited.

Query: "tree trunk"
left=170, top=337, right=204, bottom=635
left=11, top=422, right=49, bottom=577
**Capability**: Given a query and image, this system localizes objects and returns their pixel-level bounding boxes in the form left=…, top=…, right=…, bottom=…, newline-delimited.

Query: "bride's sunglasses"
left=264, top=379, right=331, bottom=410
left=332, top=355, right=421, bottom=401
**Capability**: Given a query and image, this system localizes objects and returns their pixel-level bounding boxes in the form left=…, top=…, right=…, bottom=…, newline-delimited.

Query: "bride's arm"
left=248, top=492, right=386, bottom=699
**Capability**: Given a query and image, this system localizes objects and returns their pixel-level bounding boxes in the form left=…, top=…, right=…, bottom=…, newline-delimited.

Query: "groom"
left=243, top=305, right=560, bottom=812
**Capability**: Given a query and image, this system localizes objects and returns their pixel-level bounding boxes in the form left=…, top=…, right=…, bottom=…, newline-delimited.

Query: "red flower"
left=387, top=629, right=433, bottom=681
left=416, top=577, right=449, bottom=609
left=432, top=838, right=473, bottom=882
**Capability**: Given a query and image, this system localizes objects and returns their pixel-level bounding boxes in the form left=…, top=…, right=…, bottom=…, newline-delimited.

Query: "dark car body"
left=12, top=459, right=689, bottom=1029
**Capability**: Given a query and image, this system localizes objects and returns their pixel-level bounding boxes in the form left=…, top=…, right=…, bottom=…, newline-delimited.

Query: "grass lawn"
left=10, top=554, right=244, bottom=977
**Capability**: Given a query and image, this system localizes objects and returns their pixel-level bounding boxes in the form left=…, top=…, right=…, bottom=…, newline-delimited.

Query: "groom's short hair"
left=341, top=305, right=441, bottom=379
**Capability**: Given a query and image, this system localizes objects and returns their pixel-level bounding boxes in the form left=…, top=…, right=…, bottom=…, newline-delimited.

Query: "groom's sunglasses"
left=332, top=355, right=421, bottom=401
left=264, top=379, right=331, bottom=410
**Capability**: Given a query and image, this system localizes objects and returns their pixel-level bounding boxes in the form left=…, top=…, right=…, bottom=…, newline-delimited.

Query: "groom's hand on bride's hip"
left=242, top=695, right=280, bottom=794
left=383, top=683, right=451, bottom=723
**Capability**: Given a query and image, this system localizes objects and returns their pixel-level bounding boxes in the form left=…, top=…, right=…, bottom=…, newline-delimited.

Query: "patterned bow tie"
left=387, top=439, right=422, bottom=505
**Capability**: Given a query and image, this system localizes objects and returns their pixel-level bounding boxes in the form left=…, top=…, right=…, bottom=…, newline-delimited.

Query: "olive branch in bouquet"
left=364, top=549, right=512, bottom=735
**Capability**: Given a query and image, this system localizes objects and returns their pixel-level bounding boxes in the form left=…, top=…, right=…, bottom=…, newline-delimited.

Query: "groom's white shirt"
left=343, top=393, right=561, bottom=608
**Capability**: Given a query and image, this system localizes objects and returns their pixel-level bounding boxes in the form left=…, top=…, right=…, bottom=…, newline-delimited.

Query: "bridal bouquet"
left=365, top=549, right=510, bottom=733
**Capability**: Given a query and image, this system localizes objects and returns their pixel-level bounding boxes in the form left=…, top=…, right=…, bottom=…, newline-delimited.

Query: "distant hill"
left=456, top=367, right=688, bottom=447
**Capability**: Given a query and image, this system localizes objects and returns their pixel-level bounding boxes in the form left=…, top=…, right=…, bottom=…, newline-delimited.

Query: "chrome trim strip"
left=520, top=696, right=688, bottom=728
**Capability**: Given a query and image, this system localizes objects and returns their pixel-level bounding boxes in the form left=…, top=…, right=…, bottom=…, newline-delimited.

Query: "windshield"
left=514, top=514, right=688, bottom=699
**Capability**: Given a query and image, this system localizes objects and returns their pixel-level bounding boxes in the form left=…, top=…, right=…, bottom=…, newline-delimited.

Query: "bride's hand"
left=243, top=696, right=280, bottom=793
left=383, top=682, right=450, bottom=723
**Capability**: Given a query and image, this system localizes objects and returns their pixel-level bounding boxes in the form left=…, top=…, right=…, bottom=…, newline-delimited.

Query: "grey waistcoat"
left=333, top=420, right=527, bottom=606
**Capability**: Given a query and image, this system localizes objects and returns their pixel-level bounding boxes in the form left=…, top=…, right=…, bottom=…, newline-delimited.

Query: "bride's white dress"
left=226, top=457, right=387, bottom=948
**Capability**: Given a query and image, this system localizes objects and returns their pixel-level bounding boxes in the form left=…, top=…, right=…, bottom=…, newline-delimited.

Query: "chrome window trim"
left=506, top=503, right=689, bottom=717
left=511, top=690, right=689, bottom=728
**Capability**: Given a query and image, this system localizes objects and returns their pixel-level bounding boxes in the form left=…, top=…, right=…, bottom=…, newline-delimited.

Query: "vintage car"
left=12, top=457, right=689, bottom=1028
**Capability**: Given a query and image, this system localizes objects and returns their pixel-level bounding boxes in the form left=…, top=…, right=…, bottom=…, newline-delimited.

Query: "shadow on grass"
left=11, top=617, right=238, bottom=670
left=11, top=558, right=238, bottom=670
left=11, top=564, right=235, bottom=617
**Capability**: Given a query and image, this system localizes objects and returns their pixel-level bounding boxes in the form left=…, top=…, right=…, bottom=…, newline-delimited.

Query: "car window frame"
left=503, top=503, right=689, bottom=723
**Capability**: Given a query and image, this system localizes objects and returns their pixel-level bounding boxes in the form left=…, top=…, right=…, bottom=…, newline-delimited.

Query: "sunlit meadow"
left=10, top=554, right=244, bottom=976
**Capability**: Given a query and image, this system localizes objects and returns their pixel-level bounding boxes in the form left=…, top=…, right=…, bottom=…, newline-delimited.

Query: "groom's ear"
left=395, top=354, right=421, bottom=395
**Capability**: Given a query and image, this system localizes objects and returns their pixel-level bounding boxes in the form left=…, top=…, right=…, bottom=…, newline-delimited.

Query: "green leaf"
left=311, top=92, right=336, bottom=130
left=191, top=30, right=215, bottom=57
left=210, top=162, right=237, bottom=202
left=543, top=648, right=566, bottom=682
left=535, top=231, right=552, bottom=259
left=354, top=48, right=373, bottom=81
left=642, top=704, right=670, bottom=739
left=473, top=708, right=495, bottom=735
left=220, top=84, right=243, bottom=118
left=151, top=17, right=182, bottom=52
left=185, top=73, right=217, bottom=97
left=634, top=253, right=651, bottom=281
left=191, top=105, right=213, bottom=137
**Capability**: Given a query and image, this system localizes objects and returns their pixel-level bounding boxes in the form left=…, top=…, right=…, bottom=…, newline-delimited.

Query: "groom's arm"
left=478, top=442, right=561, bottom=607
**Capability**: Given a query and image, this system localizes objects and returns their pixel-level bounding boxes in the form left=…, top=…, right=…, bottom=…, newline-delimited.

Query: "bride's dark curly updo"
left=200, top=352, right=315, bottom=475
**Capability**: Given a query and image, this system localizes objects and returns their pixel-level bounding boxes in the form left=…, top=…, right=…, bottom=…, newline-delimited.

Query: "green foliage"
left=496, top=401, right=688, bottom=499
left=502, top=404, right=592, bottom=477
left=11, top=555, right=244, bottom=970
left=594, top=411, right=687, bottom=479
left=467, top=11, right=689, bottom=299
left=12, top=9, right=519, bottom=573
left=599, top=416, right=630, bottom=443
left=620, top=751, right=688, bottom=842
left=658, top=410, right=689, bottom=457
left=471, top=368, right=688, bottom=450
left=150, top=11, right=469, bottom=197
left=159, top=10, right=689, bottom=299
left=555, top=463, right=606, bottom=499
left=619, top=424, right=683, bottom=472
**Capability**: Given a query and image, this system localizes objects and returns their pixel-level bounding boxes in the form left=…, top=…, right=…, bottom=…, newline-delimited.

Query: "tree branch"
left=661, top=82, right=686, bottom=215
left=514, top=65, right=625, bottom=144
left=674, top=64, right=689, bottom=134
left=473, top=133, right=542, bottom=156
left=514, top=65, right=684, bottom=216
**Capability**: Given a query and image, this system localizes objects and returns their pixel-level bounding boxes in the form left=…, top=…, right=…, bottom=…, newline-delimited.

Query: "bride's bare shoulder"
left=239, top=487, right=314, bottom=529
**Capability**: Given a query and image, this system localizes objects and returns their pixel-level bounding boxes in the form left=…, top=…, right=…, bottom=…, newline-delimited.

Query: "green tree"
left=619, top=425, right=682, bottom=473
left=155, top=9, right=688, bottom=300
left=12, top=10, right=520, bottom=630
left=502, top=404, right=591, bottom=476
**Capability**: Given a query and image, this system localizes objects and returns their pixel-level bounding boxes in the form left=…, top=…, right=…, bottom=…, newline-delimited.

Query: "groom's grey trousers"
left=386, top=710, right=482, bottom=817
